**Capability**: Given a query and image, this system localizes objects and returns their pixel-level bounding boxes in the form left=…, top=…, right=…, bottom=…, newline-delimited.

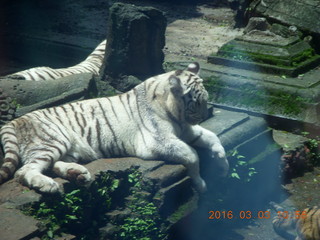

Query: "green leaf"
left=237, top=161, right=246, bottom=165
left=231, top=150, right=238, bottom=157
left=231, top=173, right=241, bottom=179
left=111, top=179, right=120, bottom=191
left=66, top=215, right=78, bottom=220
left=47, top=230, right=53, bottom=238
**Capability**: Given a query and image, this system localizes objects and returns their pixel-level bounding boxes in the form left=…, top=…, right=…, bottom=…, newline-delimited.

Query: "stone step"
left=153, top=177, right=194, bottom=218
left=199, top=107, right=282, bottom=208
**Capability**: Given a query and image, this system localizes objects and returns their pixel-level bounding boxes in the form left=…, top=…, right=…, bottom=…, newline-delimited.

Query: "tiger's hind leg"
left=53, top=161, right=91, bottom=185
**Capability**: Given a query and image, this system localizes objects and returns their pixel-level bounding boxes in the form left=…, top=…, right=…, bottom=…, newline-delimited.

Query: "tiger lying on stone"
left=0, top=62, right=228, bottom=193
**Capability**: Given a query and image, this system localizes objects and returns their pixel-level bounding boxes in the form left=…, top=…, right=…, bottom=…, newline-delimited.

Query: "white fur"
left=0, top=63, right=228, bottom=193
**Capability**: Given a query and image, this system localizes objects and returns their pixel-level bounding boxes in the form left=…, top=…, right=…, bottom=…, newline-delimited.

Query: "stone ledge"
left=0, top=73, right=95, bottom=119
left=144, top=164, right=187, bottom=189
left=154, top=176, right=194, bottom=218
left=85, top=157, right=165, bottom=179
left=0, top=206, right=40, bottom=240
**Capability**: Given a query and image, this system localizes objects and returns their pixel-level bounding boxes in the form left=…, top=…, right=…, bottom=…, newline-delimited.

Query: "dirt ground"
left=122, top=0, right=243, bottom=63
left=162, top=2, right=244, bottom=62
left=164, top=4, right=243, bottom=62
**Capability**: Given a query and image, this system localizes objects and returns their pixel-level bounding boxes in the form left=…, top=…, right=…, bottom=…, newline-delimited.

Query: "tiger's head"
left=169, top=62, right=209, bottom=125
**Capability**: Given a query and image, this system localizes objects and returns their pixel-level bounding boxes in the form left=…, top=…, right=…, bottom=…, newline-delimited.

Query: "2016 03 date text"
left=208, top=210, right=308, bottom=220
left=208, top=210, right=270, bottom=220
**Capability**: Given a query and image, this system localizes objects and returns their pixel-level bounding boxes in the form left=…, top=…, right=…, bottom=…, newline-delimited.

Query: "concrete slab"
left=201, top=108, right=249, bottom=136
left=201, top=107, right=268, bottom=150
left=0, top=206, right=39, bottom=240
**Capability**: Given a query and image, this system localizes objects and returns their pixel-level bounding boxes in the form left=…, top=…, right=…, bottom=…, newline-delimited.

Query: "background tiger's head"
left=169, top=62, right=209, bottom=125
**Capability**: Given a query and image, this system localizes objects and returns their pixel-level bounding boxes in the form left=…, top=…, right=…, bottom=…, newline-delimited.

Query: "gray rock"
left=99, top=223, right=118, bottom=240
left=0, top=179, right=41, bottom=207
left=0, top=73, right=96, bottom=120
left=85, top=157, right=165, bottom=179
left=270, top=23, right=302, bottom=38
left=0, top=206, right=39, bottom=240
left=244, top=17, right=270, bottom=34
left=201, top=109, right=267, bottom=150
left=0, top=179, right=42, bottom=240
left=0, top=88, right=16, bottom=125
left=144, top=164, right=187, bottom=188
left=102, top=2, right=166, bottom=87
left=228, top=0, right=250, bottom=27
left=250, top=0, right=320, bottom=35
left=115, top=75, right=142, bottom=92
left=208, top=31, right=320, bottom=77
left=105, top=209, right=131, bottom=223
left=154, top=177, right=194, bottom=217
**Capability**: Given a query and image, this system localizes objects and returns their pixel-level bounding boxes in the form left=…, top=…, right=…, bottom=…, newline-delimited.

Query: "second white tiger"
left=6, top=40, right=106, bottom=81
left=0, top=62, right=229, bottom=193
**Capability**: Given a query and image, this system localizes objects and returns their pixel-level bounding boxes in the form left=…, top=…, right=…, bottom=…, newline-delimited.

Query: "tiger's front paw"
left=53, top=162, right=92, bottom=185
left=30, top=175, right=60, bottom=193
left=194, top=178, right=207, bottom=193
left=211, top=145, right=229, bottom=177
left=67, top=168, right=91, bottom=185
left=67, top=169, right=91, bottom=185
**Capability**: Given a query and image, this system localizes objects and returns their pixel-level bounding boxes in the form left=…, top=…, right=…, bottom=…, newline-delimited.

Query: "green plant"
left=228, top=149, right=257, bottom=182
left=119, top=201, right=165, bottom=240
left=23, top=168, right=168, bottom=240
left=115, top=169, right=166, bottom=240
left=128, top=170, right=142, bottom=189
left=203, top=75, right=311, bottom=116
left=11, top=98, right=22, bottom=109
left=22, top=172, right=120, bottom=239
left=305, top=136, right=320, bottom=166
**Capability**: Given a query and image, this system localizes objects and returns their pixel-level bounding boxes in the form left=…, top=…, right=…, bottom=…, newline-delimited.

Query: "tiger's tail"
left=0, top=122, right=20, bottom=184
left=75, top=39, right=107, bottom=75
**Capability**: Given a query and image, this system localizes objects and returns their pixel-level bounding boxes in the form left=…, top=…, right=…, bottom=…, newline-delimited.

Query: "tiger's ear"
left=169, top=75, right=189, bottom=95
left=187, top=62, right=200, bottom=74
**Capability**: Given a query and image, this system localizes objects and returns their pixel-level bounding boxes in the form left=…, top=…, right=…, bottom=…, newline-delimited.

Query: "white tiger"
left=5, top=39, right=106, bottom=81
left=0, top=62, right=228, bottom=193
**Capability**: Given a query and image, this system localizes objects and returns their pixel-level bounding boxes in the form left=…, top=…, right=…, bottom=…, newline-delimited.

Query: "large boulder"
left=0, top=73, right=96, bottom=125
left=250, top=0, right=320, bottom=37
left=102, top=2, right=167, bottom=89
